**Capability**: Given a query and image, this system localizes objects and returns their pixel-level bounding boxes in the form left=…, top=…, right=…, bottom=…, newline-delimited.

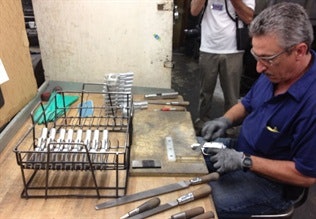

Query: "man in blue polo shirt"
left=200, top=2, right=316, bottom=218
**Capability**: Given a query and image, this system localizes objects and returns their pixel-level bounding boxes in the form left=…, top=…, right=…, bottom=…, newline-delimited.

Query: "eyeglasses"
left=250, top=48, right=289, bottom=66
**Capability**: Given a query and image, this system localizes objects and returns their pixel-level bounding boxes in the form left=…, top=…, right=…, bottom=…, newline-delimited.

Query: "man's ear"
left=295, top=43, right=309, bottom=58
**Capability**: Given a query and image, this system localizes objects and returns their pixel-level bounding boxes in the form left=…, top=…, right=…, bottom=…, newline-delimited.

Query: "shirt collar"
left=287, top=50, right=316, bottom=101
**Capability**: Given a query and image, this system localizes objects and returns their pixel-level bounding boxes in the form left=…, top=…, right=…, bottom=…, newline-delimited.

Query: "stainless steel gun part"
left=38, top=127, right=48, bottom=151
left=54, top=128, right=66, bottom=152
left=72, top=129, right=83, bottom=162
left=47, top=128, right=56, bottom=150
left=82, top=129, right=92, bottom=162
left=100, top=130, right=108, bottom=151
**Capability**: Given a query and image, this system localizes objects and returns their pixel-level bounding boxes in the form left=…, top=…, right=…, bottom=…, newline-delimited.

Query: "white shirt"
left=200, top=0, right=255, bottom=54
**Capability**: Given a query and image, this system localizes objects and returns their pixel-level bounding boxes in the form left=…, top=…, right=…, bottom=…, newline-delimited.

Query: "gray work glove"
left=209, top=148, right=243, bottom=174
left=201, top=117, right=232, bottom=141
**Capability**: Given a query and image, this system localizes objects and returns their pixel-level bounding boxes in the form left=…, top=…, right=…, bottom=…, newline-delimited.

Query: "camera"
left=184, top=25, right=201, bottom=38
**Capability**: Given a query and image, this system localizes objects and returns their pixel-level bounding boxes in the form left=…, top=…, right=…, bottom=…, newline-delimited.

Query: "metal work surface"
left=130, top=95, right=208, bottom=176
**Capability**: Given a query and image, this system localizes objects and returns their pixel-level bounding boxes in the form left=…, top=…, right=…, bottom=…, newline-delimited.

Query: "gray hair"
left=249, top=2, right=314, bottom=50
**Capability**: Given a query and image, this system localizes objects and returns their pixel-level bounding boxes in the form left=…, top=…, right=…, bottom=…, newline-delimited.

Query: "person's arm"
left=251, top=156, right=316, bottom=187
left=190, top=0, right=206, bottom=16
left=230, top=0, right=254, bottom=24
left=201, top=102, right=248, bottom=141
left=223, top=102, right=248, bottom=126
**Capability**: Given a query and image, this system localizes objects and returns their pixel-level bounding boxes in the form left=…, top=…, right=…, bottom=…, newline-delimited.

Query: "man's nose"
left=256, top=60, right=267, bottom=73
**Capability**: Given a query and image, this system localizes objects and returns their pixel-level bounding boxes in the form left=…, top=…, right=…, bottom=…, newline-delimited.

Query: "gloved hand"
left=208, top=148, right=243, bottom=173
left=201, top=117, right=232, bottom=141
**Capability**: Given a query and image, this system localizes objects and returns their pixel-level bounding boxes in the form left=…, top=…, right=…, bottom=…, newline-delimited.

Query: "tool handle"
left=138, top=197, right=160, bottom=212
left=177, top=185, right=212, bottom=204
left=170, top=101, right=190, bottom=106
left=170, top=206, right=204, bottom=219
left=191, top=185, right=212, bottom=200
left=121, top=197, right=161, bottom=219
left=191, top=211, right=215, bottom=219
left=161, top=106, right=185, bottom=111
left=190, top=172, right=220, bottom=185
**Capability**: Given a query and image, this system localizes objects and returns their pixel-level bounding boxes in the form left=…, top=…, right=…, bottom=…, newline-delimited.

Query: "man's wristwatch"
left=242, top=154, right=252, bottom=171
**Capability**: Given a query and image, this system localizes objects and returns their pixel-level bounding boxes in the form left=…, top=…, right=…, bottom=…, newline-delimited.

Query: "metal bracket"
left=165, top=136, right=176, bottom=161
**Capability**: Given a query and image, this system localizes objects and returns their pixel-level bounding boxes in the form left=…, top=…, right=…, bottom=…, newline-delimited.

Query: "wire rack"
left=13, top=83, right=133, bottom=198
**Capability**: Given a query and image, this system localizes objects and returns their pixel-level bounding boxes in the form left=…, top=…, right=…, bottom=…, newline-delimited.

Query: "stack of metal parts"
left=14, top=83, right=133, bottom=198
left=103, top=72, right=134, bottom=116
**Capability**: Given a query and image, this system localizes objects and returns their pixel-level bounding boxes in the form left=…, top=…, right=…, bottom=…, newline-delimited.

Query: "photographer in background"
left=191, top=0, right=255, bottom=135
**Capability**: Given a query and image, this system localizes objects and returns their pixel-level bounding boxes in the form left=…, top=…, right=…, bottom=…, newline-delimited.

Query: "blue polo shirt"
left=237, top=50, right=316, bottom=178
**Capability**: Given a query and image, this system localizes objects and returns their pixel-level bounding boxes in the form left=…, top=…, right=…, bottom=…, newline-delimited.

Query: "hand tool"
left=170, top=206, right=205, bottom=219
left=161, top=106, right=186, bottom=111
left=149, top=101, right=190, bottom=106
left=191, top=211, right=215, bottom=219
left=133, top=101, right=189, bottom=109
left=95, top=172, right=219, bottom=210
left=120, top=197, right=161, bottom=219
left=129, top=185, right=212, bottom=219
left=144, top=92, right=178, bottom=100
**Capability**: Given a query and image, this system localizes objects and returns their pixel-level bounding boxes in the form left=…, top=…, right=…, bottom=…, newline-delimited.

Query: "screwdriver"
left=120, top=197, right=160, bottom=219
left=149, top=101, right=190, bottom=106
left=161, top=106, right=186, bottom=111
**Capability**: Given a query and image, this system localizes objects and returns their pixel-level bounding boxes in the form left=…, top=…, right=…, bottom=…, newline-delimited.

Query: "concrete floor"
left=171, top=52, right=316, bottom=219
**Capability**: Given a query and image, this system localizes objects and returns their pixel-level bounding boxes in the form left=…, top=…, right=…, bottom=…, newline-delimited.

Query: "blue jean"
left=210, top=170, right=293, bottom=218
left=198, top=137, right=293, bottom=218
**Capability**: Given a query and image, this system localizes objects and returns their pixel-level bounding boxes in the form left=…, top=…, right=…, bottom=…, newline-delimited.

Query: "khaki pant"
left=197, top=52, right=244, bottom=122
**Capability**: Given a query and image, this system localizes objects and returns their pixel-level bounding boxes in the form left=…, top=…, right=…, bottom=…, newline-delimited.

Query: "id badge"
left=211, top=0, right=224, bottom=11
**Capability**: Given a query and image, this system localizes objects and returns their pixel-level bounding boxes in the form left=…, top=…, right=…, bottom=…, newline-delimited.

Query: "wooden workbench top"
left=0, top=133, right=217, bottom=218
left=0, top=91, right=216, bottom=219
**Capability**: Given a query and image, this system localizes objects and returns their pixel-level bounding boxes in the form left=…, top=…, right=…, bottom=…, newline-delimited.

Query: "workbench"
left=0, top=84, right=217, bottom=219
